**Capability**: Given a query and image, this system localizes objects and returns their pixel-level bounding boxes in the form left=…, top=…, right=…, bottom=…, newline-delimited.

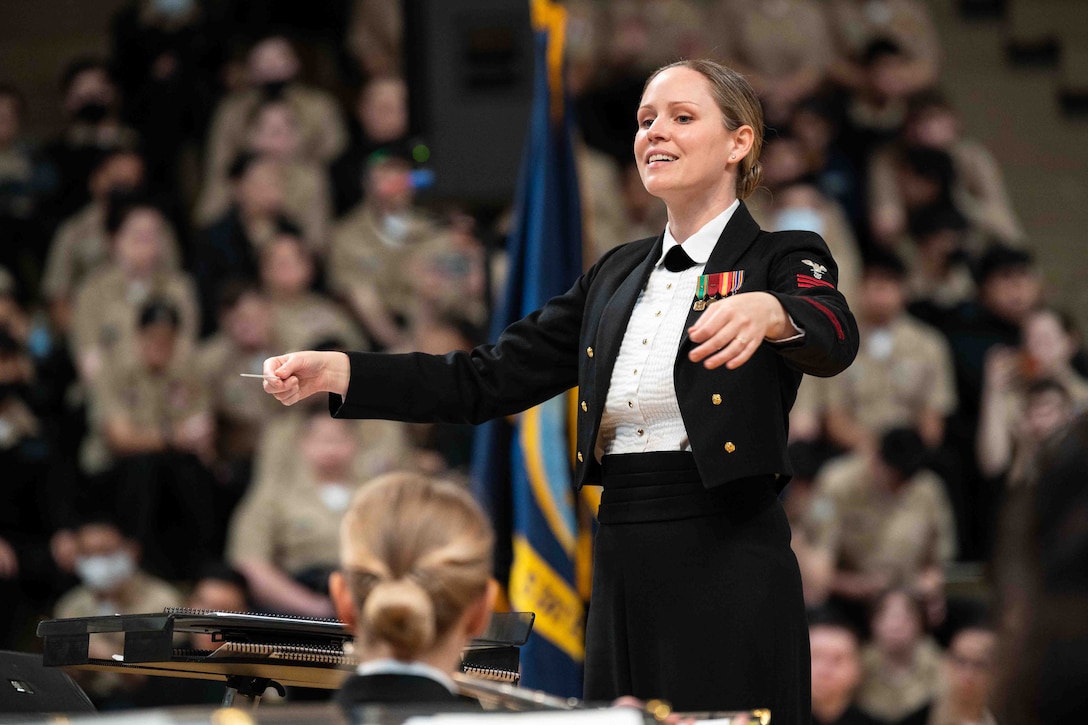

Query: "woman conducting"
left=264, top=60, right=859, bottom=724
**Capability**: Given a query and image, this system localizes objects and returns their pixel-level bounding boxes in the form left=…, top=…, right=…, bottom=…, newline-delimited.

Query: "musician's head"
left=330, top=472, right=497, bottom=668
left=636, top=59, right=763, bottom=206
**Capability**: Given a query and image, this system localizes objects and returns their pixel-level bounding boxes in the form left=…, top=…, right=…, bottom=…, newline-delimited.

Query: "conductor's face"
left=635, top=67, right=735, bottom=206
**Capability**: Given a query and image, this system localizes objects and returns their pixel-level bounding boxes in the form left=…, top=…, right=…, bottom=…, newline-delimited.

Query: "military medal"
left=693, top=270, right=744, bottom=310
left=693, top=276, right=708, bottom=311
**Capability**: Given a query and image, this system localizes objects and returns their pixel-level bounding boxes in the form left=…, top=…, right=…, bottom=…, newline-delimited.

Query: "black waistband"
left=598, top=452, right=776, bottom=523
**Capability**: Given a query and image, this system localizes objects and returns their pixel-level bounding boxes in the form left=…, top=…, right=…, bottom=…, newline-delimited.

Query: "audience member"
left=145, top=561, right=252, bottom=706
left=942, top=244, right=1045, bottom=556
left=195, top=282, right=281, bottom=498
left=901, top=91, right=1022, bottom=247
left=977, top=307, right=1087, bottom=485
left=903, top=204, right=974, bottom=327
left=404, top=220, right=488, bottom=331
left=869, top=145, right=957, bottom=251
left=197, top=98, right=332, bottom=247
left=201, top=35, right=346, bottom=197
left=227, top=411, right=365, bottom=617
left=943, top=244, right=1043, bottom=438
left=822, top=251, right=956, bottom=452
left=69, top=195, right=197, bottom=385
left=41, top=58, right=139, bottom=222
left=81, top=300, right=218, bottom=579
left=328, top=151, right=440, bottom=349
left=790, top=95, right=861, bottom=226
left=899, top=620, right=997, bottom=725
left=187, top=562, right=251, bottom=641
left=709, top=0, right=834, bottom=126
left=826, top=0, right=940, bottom=95
left=54, top=515, right=181, bottom=707
left=807, top=429, right=957, bottom=625
left=836, top=38, right=920, bottom=180
left=808, top=607, right=883, bottom=725
left=330, top=76, right=411, bottom=216
left=42, top=150, right=181, bottom=335
left=260, top=230, right=365, bottom=353
left=856, top=588, right=942, bottom=723
left=191, top=153, right=294, bottom=334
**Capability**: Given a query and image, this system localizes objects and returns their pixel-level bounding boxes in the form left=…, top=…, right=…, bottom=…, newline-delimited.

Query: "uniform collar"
left=657, top=199, right=740, bottom=268
left=356, top=658, right=457, bottom=695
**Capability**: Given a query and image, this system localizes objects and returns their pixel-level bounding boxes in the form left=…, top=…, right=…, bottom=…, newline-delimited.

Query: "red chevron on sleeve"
left=796, top=274, right=835, bottom=289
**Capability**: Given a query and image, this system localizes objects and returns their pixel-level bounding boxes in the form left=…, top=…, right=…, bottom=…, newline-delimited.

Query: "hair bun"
left=739, top=159, right=764, bottom=200
left=362, top=578, right=436, bottom=658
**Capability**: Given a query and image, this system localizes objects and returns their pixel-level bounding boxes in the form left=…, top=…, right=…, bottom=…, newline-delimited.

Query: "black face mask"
left=946, top=246, right=969, bottom=265
left=260, top=80, right=289, bottom=100
left=0, top=382, right=27, bottom=402
left=74, top=102, right=110, bottom=124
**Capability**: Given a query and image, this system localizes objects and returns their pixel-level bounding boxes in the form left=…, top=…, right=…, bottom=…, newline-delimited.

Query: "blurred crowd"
left=0, top=0, right=1084, bottom=720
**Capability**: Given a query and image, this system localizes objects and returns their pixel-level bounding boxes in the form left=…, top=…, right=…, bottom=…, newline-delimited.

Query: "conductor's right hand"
left=262, top=351, right=351, bottom=406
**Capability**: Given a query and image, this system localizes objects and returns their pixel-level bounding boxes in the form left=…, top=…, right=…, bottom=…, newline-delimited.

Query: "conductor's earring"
left=730, top=154, right=736, bottom=160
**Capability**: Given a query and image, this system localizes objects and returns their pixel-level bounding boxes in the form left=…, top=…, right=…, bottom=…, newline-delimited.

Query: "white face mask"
left=318, top=484, right=352, bottom=513
left=153, top=0, right=194, bottom=17
left=75, top=551, right=136, bottom=593
left=773, top=207, right=826, bottom=237
left=866, top=328, right=894, bottom=361
left=381, top=213, right=411, bottom=243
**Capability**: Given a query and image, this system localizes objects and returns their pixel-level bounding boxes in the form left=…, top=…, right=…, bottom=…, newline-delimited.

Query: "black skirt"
left=583, top=452, right=810, bottom=725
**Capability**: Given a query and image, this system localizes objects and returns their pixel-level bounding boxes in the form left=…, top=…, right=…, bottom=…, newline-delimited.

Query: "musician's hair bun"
left=340, top=472, right=494, bottom=661
left=362, top=578, right=436, bottom=659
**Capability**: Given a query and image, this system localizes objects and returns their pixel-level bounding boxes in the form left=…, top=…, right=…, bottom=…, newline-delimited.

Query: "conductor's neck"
left=664, top=185, right=737, bottom=244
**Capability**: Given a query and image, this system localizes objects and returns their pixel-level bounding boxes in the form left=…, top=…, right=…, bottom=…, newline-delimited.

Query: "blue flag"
left=469, top=0, right=586, bottom=699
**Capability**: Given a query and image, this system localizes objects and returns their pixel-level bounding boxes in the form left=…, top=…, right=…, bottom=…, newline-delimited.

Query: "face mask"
left=866, top=328, right=894, bottom=361
left=260, top=80, right=289, bottom=100
left=318, top=484, right=352, bottom=513
left=0, top=382, right=27, bottom=401
left=773, top=207, right=825, bottom=236
left=74, top=102, right=109, bottom=124
left=75, top=551, right=136, bottom=593
left=381, top=213, right=411, bottom=242
left=153, top=0, right=194, bottom=16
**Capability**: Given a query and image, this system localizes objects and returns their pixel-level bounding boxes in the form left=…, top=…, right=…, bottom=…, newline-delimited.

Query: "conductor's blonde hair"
left=340, top=472, right=494, bottom=660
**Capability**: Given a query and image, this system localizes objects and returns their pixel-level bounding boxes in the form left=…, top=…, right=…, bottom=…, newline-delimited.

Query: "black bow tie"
left=663, top=244, right=698, bottom=273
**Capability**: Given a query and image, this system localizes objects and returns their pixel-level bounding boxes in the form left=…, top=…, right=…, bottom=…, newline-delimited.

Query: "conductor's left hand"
left=687, top=291, right=792, bottom=370
left=263, top=351, right=351, bottom=406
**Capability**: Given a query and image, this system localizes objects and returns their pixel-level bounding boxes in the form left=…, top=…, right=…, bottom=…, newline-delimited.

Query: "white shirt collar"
left=356, top=658, right=458, bottom=695
left=656, top=199, right=740, bottom=268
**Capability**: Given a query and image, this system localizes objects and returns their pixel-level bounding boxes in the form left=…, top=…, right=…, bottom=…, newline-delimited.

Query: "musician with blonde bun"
left=329, top=471, right=498, bottom=708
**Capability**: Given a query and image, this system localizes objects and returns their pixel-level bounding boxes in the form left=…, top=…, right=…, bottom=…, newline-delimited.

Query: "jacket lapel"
left=593, top=234, right=664, bottom=400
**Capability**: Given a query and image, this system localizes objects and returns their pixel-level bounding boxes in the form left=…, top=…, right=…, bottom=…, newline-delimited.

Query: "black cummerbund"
left=598, top=451, right=777, bottom=524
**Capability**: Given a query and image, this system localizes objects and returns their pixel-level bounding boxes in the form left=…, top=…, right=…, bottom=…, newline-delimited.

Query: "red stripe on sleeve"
left=796, top=274, right=835, bottom=289
left=801, top=298, right=845, bottom=341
